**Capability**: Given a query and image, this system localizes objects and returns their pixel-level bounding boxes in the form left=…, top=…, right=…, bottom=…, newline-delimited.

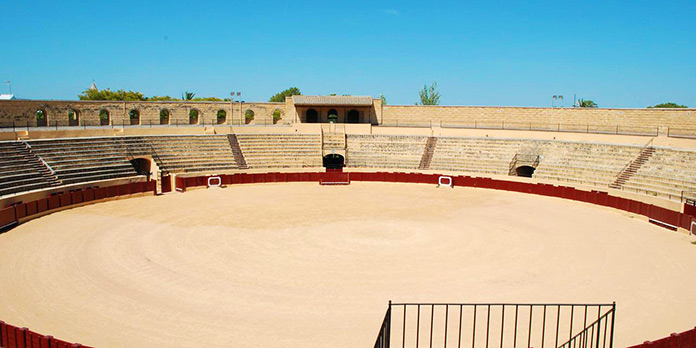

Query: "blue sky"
left=1, top=0, right=694, bottom=107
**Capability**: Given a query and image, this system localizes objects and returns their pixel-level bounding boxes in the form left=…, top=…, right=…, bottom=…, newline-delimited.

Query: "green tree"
left=78, top=88, right=146, bottom=101
left=269, top=87, right=301, bottom=102
left=418, top=82, right=441, bottom=105
left=245, top=109, right=255, bottom=123
left=380, top=94, right=387, bottom=105
left=578, top=99, right=598, bottom=108
left=182, top=91, right=196, bottom=100
left=272, top=109, right=283, bottom=123
left=192, top=97, right=224, bottom=101
left=648, top=102, right=688, bottom=108
left=149, top=95, right=178, bottom=101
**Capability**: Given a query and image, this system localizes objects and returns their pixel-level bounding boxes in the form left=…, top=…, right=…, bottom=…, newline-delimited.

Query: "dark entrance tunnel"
left=306, top=109, right=318, bottom=123
left=323, top=154, right=344, bottom=169
left=130, top=158, right=152, bottom=179
left=515, top=165, right=536, bottom=178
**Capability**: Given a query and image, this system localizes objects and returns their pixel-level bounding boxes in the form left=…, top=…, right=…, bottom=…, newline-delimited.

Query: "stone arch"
left=306, top=109, right=318, bottom=123
left=347, top=109, right=360, bottom=123
left=272, top=108, right=283, bottom=124
left=327, top=109, right=338, bottom=123
left=244, top=109, right=254, bottom=124
left=129, top=109, right=140, bottom=125
left=36, top=109, right=47, bottom=127
left=99, top=109, right=110, bottom=126
left=323, top=154, right=344, bottom=169
left=130, top=158, right=152, bottom=180
left=217, top=110, right=227, bottom=124
left=160, top=109, right=170, bottom=125
left=515, top=165, right=536, bottom=178
left=189, top=109, right=199, bottom=124
left=68, top=109, right=80, bottom=126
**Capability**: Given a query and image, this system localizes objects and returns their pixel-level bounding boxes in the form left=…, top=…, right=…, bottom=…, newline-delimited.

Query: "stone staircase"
left=227, top=134, right=248, bottom=169
left=610, top=144, right=655, bottom=189
left=0, top=141, right=60, bottom=197
left=21, top=141, right=62, bottom=187
left=418, top=137, right=437, bottom=170
left=321, top=124, right=346, bottom=156
left=235, top=134, right=322, bottom=168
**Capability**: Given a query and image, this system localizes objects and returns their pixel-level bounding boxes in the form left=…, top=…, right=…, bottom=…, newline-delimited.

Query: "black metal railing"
left=147, top=143, right=168, bottom=175
left=378, top=120, right=696, bottom=139
left=681, top=191, right=696, bottom=205
left=373, top=302, right=616, bottom=348
left=557, top=305, right=615, bottom=348
left=375, top=301, right=393, bottom=348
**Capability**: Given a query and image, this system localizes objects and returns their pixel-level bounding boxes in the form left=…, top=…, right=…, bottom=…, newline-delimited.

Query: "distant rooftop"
left=292, top=95, right=373, bottom=106
left=0, top=94, right=15, bottom=100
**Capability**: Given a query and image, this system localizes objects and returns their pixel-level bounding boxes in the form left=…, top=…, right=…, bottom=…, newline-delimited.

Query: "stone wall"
left=2, top=100, right=695, bottom=131
left=0, top=100, right=288, bottom=127
left=382, top=105, right=696, bottom=130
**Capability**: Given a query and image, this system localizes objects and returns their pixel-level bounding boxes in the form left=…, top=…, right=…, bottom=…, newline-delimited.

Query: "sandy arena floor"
left=0, top=182, right=694, bottom=348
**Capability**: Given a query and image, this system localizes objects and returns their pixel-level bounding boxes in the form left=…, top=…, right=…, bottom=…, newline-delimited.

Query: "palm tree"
left=577, top=99, right=597, bottom=108
left=182, top=91, right=196, bottom=100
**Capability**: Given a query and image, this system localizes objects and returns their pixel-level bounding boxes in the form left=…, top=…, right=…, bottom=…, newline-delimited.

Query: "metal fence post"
left=386, top=301, right=392, bottom=348
left=609, top=303, right=616, bottom=348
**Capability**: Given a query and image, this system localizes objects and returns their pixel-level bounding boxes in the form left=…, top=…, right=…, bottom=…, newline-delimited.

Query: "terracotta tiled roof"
left=292, top=95, right=374, bottom=106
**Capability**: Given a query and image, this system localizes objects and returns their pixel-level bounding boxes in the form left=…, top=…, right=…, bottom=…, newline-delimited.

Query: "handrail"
left=20, top=139, right=56, bottom=176
left=147, top=143, right=168, bottom=174
left=681, top=190, right=696, bottom=204
left=614, top=138, right=654, bottom=178
left=39, top=158, right=56, bottom=175
left=120, top=139, right=168, bottom=175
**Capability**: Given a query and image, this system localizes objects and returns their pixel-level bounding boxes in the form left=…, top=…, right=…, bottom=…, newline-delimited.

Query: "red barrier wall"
left=0, top=173, right=692, bottom=348
left=0, top=321, right=93, bottom=348
left=169, top=172, right=693, bottom=234
left=627, top=327, right=696, bottom=348
left=0, top=206, right=16, bottom=229
left=0, top=180, right=156, bottom=233
left=161, top=175, right=172, bottom=193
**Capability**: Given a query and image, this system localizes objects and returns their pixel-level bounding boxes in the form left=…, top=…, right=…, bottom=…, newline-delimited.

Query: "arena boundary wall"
left=626, top=327, right=696, bottom=348
left=0, top=181, right=156, bottom=231
left=0, top=320, right=95, bottom=348
left=175, top=172, right=695, bottom=233
left=0, top=173, right=694, bottom=348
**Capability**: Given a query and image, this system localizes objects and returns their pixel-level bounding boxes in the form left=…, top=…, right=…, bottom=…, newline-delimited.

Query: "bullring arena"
left=0, top=96, right=695, bottom=348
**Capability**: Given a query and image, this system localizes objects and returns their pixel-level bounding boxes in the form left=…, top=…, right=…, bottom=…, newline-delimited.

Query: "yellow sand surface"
left=0, top=183, right=694, bottom=348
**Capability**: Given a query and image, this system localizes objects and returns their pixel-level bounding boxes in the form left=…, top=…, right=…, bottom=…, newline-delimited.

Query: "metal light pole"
left=552, top=95, right=564, bottom=108
left=236, top=92, right=242, bottom=125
